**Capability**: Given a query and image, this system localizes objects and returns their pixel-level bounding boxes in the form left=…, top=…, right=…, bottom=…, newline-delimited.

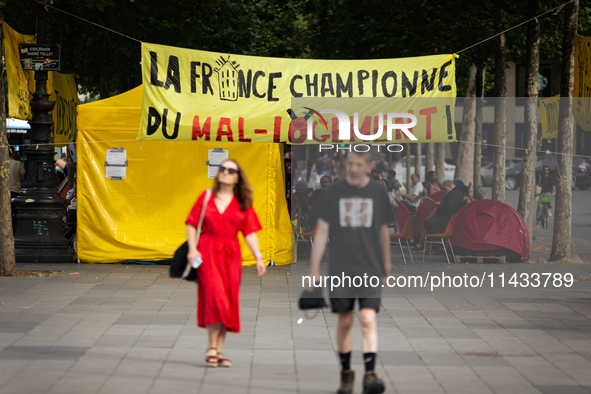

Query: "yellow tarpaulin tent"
left=76, top=85, right=291, bottom=264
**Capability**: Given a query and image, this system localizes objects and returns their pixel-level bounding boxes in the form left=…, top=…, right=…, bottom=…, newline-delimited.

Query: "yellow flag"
left=3, top=21, right=79, bottom=146
left=574, top=35, right=591, bottom=131
left=540, top=96, right=559, bottom=139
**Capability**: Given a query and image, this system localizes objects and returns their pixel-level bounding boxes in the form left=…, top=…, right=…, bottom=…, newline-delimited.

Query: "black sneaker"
left=363, top=371, right=385, bottom=394
left=337, top=369, right=355, bottom=394
left=413, top=245, right=425, bottom=253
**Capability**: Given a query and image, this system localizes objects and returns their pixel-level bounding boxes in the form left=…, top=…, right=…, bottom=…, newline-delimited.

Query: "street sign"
left=18, top=44, right=61, bottom=71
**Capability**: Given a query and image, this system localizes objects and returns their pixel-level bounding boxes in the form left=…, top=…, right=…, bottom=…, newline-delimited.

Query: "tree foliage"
left=1, top=0, right=590, bottom=98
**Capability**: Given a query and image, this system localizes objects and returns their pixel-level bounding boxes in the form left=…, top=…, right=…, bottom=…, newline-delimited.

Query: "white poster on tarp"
left=105, top=148, right=127, bottom=179
left=207, top=149, right=228, bottom=178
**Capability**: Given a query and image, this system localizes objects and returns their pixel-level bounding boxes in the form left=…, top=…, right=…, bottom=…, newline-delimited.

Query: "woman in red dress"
left=186, top=160, right=266, bottom=368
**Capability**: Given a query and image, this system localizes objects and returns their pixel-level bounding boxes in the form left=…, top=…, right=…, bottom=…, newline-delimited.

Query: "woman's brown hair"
left=213, top=159, right=253, bottom=210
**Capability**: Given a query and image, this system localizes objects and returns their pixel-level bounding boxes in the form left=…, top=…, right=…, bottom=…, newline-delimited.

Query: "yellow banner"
left=139, top=42, right=457, bottom=143
left=3, top=21, right=79, bottom=147
left=3, top=21, right=35, bottom=120
left=50, top=72, right=80, bottom=146
left=540, top=95, right=559, bottom=139
left=574, top=34, right=591, bottom=131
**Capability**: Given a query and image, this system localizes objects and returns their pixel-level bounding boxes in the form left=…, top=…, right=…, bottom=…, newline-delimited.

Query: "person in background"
left=370, top=169, right=382, bottom=180
left=299, top=160, right=320, bottom=190
left=399, top=173, right=424, bottom=213
left=186, top=160, right=265, bottom=369
left=422, top=170, right=441, bottom=196
left=473, top=186, right=486, bottom=200
left=311, top=175, right=332, bottom=210
left=415, top=179, right=463, bottom=251
left=453, top=180, right=470, bottom=206
left=284, top=152, right=292, bottom=198
left=9, top=148, right=25, bottom=234
left=386, top=170, right=401, bottom=193
left=55, top=153, right=68, bottom=181
left=376, top=154, right=390, bottom=177
left=536, top=165, right=556, bottom=222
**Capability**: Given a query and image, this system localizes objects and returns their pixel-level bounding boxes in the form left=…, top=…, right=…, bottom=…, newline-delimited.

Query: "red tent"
left=450, top=200, right=530, bottom=262
left=412, top=190, right=444, bottom=239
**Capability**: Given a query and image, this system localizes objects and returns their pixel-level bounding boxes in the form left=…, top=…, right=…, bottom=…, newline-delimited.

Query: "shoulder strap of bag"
left=182, top=188, right=213, bottom=279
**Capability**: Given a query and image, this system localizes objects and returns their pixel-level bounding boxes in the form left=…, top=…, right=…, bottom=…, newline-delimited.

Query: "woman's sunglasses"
left=219, top=165, right=238, bottom=175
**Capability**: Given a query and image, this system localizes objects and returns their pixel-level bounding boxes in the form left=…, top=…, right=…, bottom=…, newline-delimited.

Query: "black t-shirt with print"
left=318, top=179, right=393, bottom=279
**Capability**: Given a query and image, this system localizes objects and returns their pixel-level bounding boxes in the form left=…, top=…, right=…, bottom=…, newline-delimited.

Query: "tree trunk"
left=518, top=0, right=541, bottom=245
left=492, top=7, right=507, bottom=202
left=474, top=66, right=486, bottom=187
left=455, top=63, right=477, bottom=185
left=551, top=0, right=578, bottom=261
left=416, top=143, right=422, bottom=181
left=436, top=143, right=445, bottom=182
left=406, top=144, right=412, bottom=191
left=426, top=143, right=435, bottom=175
left=0, top=19, right=16, bottom=277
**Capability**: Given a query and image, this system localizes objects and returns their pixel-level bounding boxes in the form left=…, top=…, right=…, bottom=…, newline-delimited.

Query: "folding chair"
left=297, top=219, right=320, bottom=248
left=390, top=215, right=415, bottom=264
left=423, top=215, right=458, bottom=264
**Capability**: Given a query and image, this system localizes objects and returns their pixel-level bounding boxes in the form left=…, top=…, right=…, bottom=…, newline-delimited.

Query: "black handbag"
left=170, top=241, right=196, bottom=281
left=298, top=286, right=328, bottom=310
left=170, top=189, right=212, bottom=281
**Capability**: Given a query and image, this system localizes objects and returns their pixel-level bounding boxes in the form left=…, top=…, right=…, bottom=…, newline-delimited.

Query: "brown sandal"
left=217, top=353, right=232, bottom=368
left=205, top=347, right=218, bottom=367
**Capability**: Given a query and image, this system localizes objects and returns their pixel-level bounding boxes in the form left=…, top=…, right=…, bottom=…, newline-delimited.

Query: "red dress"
left=185, top=191, right=262, bottom=333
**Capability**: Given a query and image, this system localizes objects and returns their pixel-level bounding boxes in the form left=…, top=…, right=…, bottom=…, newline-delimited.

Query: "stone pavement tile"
left=459, top=354, right=512, bottom=368
left=532, top=384, right=591, bottom=394
left=444, top=338, right=495, bottom=355
left=429, top=366, right=493, bottom=393
left=505, top=355, right=579, bottom=386
left=135, top=336, right=178, bottom=349
left=12, top=314, right=85, bottom=347
left=561, top=339, right=591, bottom=355
left=98, top=376, right=155, bottom=394
left=94, top=334, right=140, bottom=348
left=383, top=365, right=444, bottom=394
left=0, top=359, right=33, bottom=389
left=249, top=379, right=297, bottom=394
left=471, top=366, right=539, bottom=394
left=46, top=371, right=109, bottom=394
left=294, top=349, right=335, bottom=366
left=67, top=347, right=128, bottom=374
left=253, top=350, right=294, bottom=365
left=0, top=333, right=24, bottom=352
left=432, top=327, right=480, bottom=339
left=540, top=353, right=591, bottom=386
left=418, top=352, right=469, bottom=367
left=0, top=359, right=76, bottom=394
left=480, top=337, right=536, bottom=357
left=407, top=338, right=453, bottom=353
left=378, top=350, right=424, bottom=366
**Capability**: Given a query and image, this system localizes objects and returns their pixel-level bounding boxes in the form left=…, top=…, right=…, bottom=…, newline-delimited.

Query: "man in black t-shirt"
left=308, top=149, right=392, bottom=394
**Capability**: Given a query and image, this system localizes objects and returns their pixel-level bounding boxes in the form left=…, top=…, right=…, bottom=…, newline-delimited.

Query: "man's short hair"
left=426, top=170, right=436, bottom=180
left=412, top=173, right=420, bottom=180
left=388, top=169, right=396, bottom=177
left=320, top=175, right=331, bottom=183
left=441, top=180, right=454, bottom=188
left=543, top=165, right=550, bottom=171
left=348, top=149, right=372, bottom=163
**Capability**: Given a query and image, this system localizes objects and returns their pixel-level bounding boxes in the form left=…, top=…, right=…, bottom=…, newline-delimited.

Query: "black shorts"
left=330, top=297, right=381, bottom=314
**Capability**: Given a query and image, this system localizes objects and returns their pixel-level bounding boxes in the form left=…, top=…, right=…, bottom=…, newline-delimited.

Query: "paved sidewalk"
left=1, top=258, right=591, bottom=394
